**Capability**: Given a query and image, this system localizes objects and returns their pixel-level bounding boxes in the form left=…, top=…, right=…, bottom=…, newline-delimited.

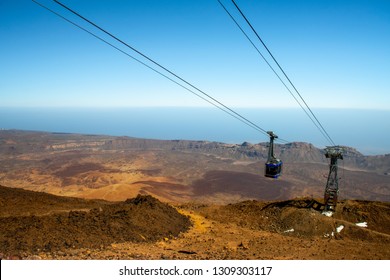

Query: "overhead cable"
left=218, top=0, right=322, bottom=144
left=226, top=0, right=336, bottom=146
left=51, top=0, right=274, bottom=138
left=33, top=0, right=288, bottom=143
left=32, top=0, right=273, bottom=139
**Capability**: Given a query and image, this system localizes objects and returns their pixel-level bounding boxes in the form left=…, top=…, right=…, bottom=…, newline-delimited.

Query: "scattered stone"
left=178, top=250, right=197, bottom=255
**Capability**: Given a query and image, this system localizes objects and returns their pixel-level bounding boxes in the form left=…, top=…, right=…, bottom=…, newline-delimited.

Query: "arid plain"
left=0, top=130, right=389, bottom=259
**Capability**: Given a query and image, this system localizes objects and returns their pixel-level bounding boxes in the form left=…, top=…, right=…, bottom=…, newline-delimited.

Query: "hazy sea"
left=1, top=107, right=389, bottom=155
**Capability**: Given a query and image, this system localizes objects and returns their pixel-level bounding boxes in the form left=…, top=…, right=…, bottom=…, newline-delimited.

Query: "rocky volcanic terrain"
left=0, top=130, right=389, bottom=260
left=0, top=185, right=389, bottom=260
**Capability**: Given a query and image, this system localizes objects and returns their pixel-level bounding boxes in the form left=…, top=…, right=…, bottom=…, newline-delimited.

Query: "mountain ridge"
left=0, top=129, right=389, bottom=204
left=1, top=129, right=387, bottom=174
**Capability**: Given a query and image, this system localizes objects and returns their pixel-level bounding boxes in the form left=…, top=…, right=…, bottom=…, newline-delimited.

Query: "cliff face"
left=0, top=130, right=388, bottom=204
left=103, top=137, right=389, bottom=174
left=103, top=137, right=268, bottom=159
left=1, top=130, right=389, bottom=174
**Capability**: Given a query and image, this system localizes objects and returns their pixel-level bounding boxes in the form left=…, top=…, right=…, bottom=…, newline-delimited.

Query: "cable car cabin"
left=265, top=159, right=282, bottom=178
left=264, top=131, right=282, bottom=178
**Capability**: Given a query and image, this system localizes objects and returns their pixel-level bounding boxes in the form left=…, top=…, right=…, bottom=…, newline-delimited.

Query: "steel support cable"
left=50, top=0, right=274, bottom=139
left=218, top=0, right=311, bottom=144
left=32, top=0, right=270, bottom=138
left=231, top=0, right=336, bottom=146
left=33, top=0, right=289, bottom=144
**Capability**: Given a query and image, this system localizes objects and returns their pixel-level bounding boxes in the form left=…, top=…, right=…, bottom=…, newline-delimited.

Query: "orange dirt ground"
left=0, top=185, right=389, bottom=260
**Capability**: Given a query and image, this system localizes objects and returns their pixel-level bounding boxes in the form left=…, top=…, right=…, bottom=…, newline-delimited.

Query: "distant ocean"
left=1, top=107, right=389, bottom=155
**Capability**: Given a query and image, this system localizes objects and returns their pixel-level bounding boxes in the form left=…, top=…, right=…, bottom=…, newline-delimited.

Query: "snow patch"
left=283, top=228, right=294, bottom=233
left=324, top=231, right=335, bottom=238
left=322, top=211, right=333, bottom=217
left=356, top=222, right=368, bottom=227
left=336, top=225, right=344, bottom=233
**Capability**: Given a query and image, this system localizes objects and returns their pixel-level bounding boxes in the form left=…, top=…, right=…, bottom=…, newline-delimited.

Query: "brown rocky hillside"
left=0, top=185, right=389, bottom=260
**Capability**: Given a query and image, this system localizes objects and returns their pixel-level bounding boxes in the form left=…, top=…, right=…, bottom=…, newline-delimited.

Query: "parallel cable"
left=51, top=0, right=277, bottom=139
left=32, top=0, right=271, bottom=138
left=229, top=0, right=336, bottom=146
left=218, top=0, right=316, bottom=144
left=33, top=0, right=288, bottom=143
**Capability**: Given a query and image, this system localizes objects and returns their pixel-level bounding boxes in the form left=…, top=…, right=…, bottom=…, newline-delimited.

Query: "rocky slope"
left=0, top=185, right=389, bottom=260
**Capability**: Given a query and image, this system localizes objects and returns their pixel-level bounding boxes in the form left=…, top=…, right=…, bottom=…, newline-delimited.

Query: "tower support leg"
left=322, top=147, right=343, bottom=214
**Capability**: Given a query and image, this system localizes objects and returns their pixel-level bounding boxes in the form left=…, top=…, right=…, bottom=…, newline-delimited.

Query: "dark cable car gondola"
left=265, top=131, right=282, bottom=178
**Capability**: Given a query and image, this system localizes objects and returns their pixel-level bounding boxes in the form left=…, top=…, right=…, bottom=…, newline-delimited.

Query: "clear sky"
left=1, top=0, right=389, bottom=109
left=1, top=0, right=390, bottom=154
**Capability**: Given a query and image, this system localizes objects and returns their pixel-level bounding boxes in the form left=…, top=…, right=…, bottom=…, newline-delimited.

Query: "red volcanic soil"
left=191, top=170, right=292, bottom=200
left=0, top=185, right=389, bottom=260
left=53, top=163, right=108, bottom=178
left=0, top=186, right=190, bottom=257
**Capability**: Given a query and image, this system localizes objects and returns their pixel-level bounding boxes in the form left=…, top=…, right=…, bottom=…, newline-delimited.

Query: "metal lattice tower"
left=323, top=146, right=343, bottom=212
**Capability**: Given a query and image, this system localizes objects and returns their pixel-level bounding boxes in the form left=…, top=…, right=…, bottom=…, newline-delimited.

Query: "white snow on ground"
left=324, top=225, right=344, bottom=238
left=356, top=222, right=368, bottom=227
left=336, top=225, right=344, bottom=233
left=322, top=211, right=333, bottom=217
left=283, top=228, right=294, bottom=233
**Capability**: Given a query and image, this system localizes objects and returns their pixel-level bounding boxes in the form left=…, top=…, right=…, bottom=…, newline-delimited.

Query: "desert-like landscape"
left=0, top=129, right=389, bottom=260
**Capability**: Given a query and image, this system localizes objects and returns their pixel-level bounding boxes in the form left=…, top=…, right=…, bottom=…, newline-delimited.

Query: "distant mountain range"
left=102, top=137, right=389, bottom=174
left=0, top=129, right=389, bottom=204
left=1, top=129, right=389, bottom=175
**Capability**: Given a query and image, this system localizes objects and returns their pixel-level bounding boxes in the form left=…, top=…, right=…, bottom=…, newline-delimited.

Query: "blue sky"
left=1, top=0, right=390, bottom=153
left=1, top=0, right=389, bottom=109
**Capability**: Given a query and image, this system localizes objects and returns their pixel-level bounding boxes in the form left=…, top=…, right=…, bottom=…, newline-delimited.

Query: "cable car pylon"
left=265, top=131, right=283, bottom=178
left=322, top=146, right=343, bottom=215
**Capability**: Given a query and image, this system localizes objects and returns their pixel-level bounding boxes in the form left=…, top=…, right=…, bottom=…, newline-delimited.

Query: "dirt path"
left=19, top=205, right=390, bottom=260
left=1, top=185, right=389, bottom=260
